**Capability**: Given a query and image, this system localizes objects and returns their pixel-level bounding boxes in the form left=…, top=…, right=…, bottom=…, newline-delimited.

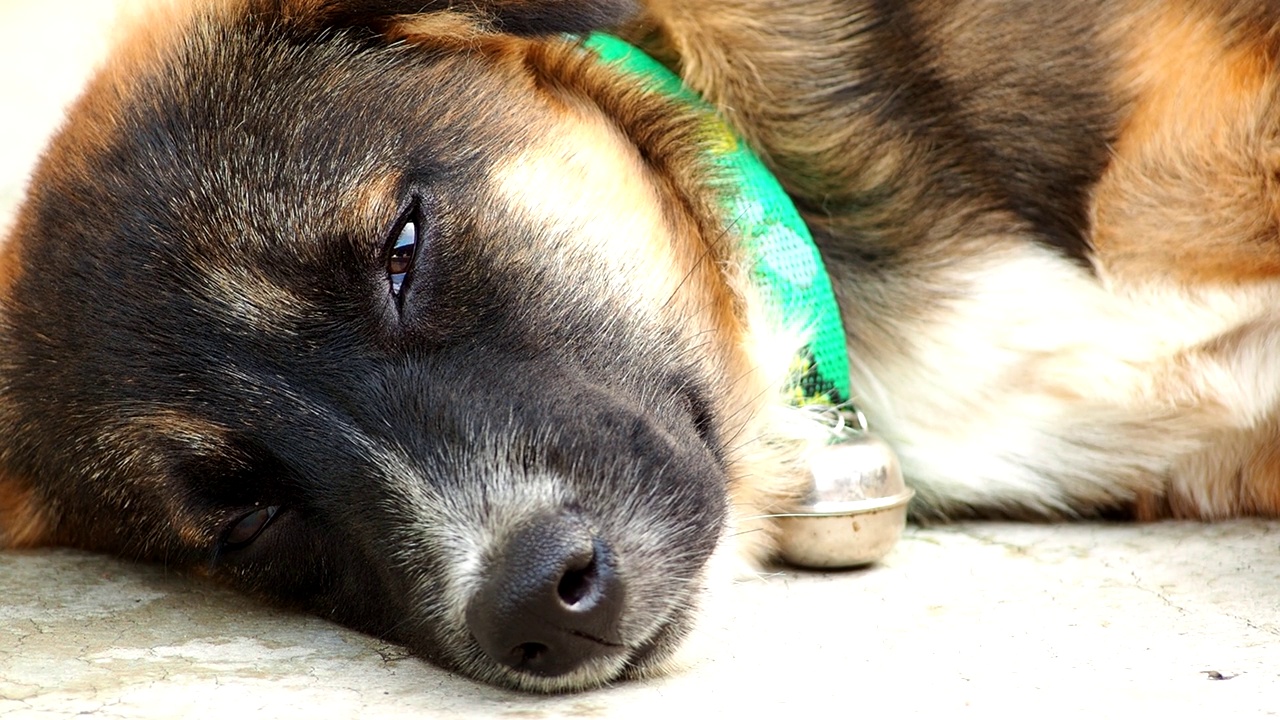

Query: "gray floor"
left=2, top=3, right=1279, bottom=718
left=3, top=523, right=1278, bottom=718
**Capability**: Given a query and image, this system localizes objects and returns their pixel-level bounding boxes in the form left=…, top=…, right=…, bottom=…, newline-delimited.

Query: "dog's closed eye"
left=221, top=505, right=281, bottom=549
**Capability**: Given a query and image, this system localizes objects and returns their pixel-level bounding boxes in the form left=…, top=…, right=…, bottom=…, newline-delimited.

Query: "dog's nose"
left=466, top=513, right=625, bottom=677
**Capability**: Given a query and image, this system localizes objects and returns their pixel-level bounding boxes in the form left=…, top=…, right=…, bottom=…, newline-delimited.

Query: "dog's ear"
left=267, top=0, right=639, bottom=36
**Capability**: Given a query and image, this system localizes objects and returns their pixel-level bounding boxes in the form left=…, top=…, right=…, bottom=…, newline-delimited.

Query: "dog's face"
left=0, top=0, right=776, bottom=692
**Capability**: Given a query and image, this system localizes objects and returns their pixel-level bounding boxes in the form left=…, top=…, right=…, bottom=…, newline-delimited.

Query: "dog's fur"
left=4, top=0, right=1280, bottom=692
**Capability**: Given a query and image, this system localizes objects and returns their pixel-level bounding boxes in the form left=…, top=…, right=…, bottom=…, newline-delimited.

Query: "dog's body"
left=653, top=0, right=1280, bottom=523
left=3, top=0, right=1280, bottom=692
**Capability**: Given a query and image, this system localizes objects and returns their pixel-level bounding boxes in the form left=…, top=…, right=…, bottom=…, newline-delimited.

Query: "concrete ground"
left=2, top=3, right=1279, bottom=718
left=4, top=523, right=1279, bottom=718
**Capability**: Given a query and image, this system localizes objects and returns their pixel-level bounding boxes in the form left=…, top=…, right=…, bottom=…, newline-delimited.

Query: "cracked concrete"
left=3, top=2, right=1280, bottom=717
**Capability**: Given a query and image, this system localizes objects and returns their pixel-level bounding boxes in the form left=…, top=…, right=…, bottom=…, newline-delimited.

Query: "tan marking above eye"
left=483, top=106, right=690, bottom=314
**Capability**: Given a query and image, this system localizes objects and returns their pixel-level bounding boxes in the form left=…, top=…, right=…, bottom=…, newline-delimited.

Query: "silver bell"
left=776, top=413, right=914, bottom=569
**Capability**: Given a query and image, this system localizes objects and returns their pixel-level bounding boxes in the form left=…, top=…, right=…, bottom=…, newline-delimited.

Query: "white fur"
left=841, top=240, right=1280, bottom=515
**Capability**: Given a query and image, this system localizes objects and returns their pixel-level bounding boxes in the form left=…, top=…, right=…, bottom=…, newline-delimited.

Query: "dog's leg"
left=1089, top=3, right=1280, bottom=518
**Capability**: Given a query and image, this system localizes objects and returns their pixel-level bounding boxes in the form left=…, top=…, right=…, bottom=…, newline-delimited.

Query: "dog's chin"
left=486, top=654, right=634, bottom=694
left=458, top=608, right=697, bottom=693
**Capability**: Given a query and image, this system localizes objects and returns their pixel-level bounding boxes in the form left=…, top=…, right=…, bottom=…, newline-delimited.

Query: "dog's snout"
left=466, top=513, right=625, bottom=678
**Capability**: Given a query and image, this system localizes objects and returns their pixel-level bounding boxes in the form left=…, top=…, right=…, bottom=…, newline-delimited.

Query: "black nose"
left=466, top=513, right=626, bottom=677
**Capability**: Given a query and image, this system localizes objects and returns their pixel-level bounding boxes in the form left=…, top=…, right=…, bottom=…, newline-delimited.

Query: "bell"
left=776, top=422, right=914, bottom=569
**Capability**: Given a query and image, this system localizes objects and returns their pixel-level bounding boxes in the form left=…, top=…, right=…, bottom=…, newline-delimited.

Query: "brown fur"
left=0, top=475, right=51, bottom=548
left=1095, top=1, right=1280, bottom=285
left=0, top=232, right=21, bottom=301
left=1242, top=424, right=1280, bottom=514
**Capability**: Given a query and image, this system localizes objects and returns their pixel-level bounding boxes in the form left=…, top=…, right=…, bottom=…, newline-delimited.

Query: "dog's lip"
left=470, top=626, right=630, bottom=666
left=566, top=628, right=625, bottom=648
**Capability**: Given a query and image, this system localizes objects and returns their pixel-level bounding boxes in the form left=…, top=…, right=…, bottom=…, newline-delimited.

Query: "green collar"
left=583, top=34, right=851, bottom=407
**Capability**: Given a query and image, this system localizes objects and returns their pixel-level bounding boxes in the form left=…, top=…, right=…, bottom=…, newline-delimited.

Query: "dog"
left=3, top=0, right=1280, bottom=693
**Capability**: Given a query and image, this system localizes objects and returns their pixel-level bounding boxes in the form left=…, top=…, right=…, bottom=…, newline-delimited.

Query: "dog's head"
left=0, top=0, right=802, bottom=691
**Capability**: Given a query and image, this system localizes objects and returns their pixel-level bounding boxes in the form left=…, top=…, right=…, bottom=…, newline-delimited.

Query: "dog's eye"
left=222, top=505, right=280, bottom=549
left=387, top=217, right=418, bottom=297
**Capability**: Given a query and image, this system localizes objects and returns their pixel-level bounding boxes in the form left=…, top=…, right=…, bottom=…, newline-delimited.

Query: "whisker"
left=660, top=218, right=740, bottom=312
left=658, top=213, right=749, bottom=334
left=716, top=380, right=782, bottom=449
